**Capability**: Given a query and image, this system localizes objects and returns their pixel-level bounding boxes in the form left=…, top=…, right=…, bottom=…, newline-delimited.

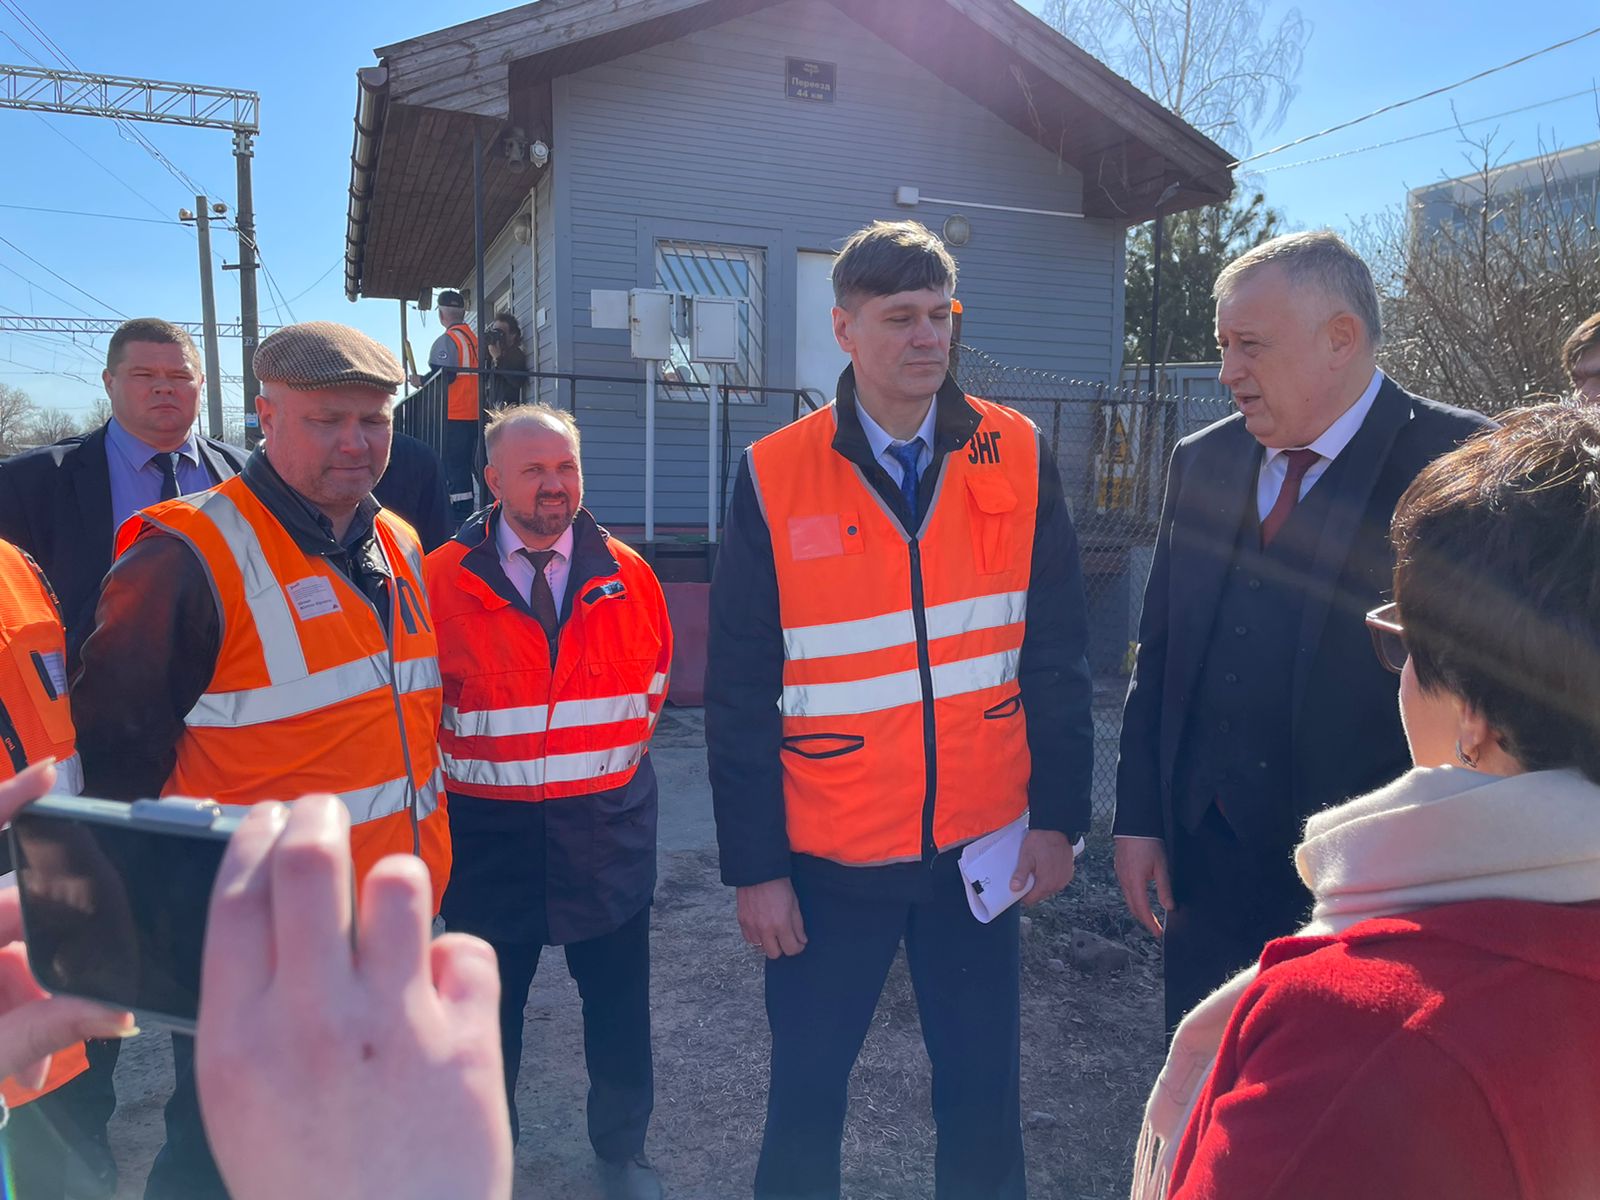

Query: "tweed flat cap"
left=253, top=321, right=405, bottom=393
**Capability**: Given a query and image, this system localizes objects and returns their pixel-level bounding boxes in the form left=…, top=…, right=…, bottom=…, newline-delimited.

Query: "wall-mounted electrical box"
left=691, top=296, right=741, bottom=363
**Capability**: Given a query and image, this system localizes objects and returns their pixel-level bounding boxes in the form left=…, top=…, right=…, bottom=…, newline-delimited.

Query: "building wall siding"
left=534, top=168, right=558, bottom=402
left=546, top=0, right=1123, bottom=524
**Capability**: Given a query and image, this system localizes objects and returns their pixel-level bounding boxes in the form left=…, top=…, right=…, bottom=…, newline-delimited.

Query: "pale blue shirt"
left=103, top=418, right=212, bottom=529
left=856, top=397, right=938, bottom=486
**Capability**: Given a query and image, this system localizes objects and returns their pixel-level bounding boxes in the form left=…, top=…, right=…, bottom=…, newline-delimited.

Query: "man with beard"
left=424, top=404, right=672, bottom=1200
left=71, top=321, right=450, bottom=1198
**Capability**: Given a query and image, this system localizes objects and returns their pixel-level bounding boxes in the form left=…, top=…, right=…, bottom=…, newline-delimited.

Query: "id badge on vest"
left=286, top=575, right=342, bottom=621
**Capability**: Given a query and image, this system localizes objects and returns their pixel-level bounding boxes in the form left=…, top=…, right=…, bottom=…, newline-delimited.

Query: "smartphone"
left=8, top=794, right=245, bottom=1034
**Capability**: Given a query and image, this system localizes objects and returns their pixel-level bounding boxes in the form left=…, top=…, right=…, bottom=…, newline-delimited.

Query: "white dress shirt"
left=1255, top=369, right=1385, bottom=519
left=856, top=396, right=938, bottom=486
left=495, top=511, right=575, bottom=613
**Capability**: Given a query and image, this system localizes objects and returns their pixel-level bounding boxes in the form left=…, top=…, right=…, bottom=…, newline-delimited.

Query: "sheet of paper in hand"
left=959, top=815, right=1031, bottom=924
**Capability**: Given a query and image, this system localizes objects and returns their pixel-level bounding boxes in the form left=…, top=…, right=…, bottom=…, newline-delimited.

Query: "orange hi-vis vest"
left=426, top=513, right=672, bottom=803
left=748, top=396, right=1039, bottom=866
left=115, top=477, right=452, bottom=909
left=446, top=323, right=480, bottom=422
left=0, top=538, right=88, bottom=1108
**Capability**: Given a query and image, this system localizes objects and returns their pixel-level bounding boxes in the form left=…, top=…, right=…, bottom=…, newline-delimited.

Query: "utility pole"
left=0, top=64, right=262, bottom=440
left=182, top=196, right=225, bottom=439
left=233, top=130, right=261, bottom=446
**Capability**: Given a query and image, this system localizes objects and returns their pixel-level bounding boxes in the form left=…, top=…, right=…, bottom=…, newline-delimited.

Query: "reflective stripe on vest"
left=344, top=766, right=444, bottom=824
left=188, top=654, right=442, bottom=728
left=443, top=671, right=667, bottom=738
left=443, top=740, right=650, bottom=790
left=782, top=647, right=1021, bottom=719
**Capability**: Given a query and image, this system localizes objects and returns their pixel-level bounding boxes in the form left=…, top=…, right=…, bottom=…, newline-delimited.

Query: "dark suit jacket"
left=374, top=431, right=452, bottom=554
left=0, top=423, right=246, bottom=660
left=1113, top=378, right=1494, bottom=848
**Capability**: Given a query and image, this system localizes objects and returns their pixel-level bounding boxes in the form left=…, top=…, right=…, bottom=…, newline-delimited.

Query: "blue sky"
left=1, top=0, right=1595, bottom=418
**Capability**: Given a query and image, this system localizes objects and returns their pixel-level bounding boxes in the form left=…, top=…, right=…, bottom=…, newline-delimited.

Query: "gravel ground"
left=103, top=709, right=1166, bottom=1199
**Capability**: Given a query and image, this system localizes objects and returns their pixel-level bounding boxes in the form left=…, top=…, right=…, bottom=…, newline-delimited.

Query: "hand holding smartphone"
left=0, top=761, right=137, bottom=1096
left=9, top=793, right=243, bottom=1034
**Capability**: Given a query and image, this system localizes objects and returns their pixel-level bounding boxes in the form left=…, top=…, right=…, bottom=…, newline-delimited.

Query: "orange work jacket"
left=0, top=537, right=88, bottom=1107
left=748, top=396, right=1038, bottom=866
left=426, top=510, right=672, bottom=802
left=115, top=477, right=451, bottom=910
left=445, top=323, right=480, bottom=422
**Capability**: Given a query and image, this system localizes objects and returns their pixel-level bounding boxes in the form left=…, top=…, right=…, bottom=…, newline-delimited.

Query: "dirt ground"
left=104, top=708, right=1167, bottom=1199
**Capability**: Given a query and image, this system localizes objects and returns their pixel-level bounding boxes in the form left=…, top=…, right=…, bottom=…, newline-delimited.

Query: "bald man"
left=424, top=404, right=673, bottom=1200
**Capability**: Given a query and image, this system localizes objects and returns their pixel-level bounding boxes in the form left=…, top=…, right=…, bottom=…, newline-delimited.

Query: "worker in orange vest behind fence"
left=707, top=220, right=1096, bottom=1199
left=410, top=289, right=482, bottom=526
left=426, top=404, right=672, bottom=1200
left=0, top=537, right=127, bottom=1194
left=72, top=320, right=451, bottom=1200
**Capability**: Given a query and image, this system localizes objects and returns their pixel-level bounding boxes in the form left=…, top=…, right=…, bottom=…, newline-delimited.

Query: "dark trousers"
left=1163, top=804, right=1311, bottom=1034
left=2, top=1098, right=66, bottom=1194
left=756, top=861, right=1025, bottom=1200
left=7, top=1036, right=121, bottom=1194
left=490, top=905, right=654, bottom=1160
left=144, top=1035, right=228, bottom=1200
left=444, top=418, right=479, bottom=524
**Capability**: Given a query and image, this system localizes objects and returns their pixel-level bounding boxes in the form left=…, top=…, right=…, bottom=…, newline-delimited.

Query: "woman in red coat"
left=1134, top=402, right=1600, bottom=1200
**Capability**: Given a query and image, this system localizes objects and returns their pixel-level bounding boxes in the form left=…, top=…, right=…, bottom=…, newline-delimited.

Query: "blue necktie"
left=889, top=438, right=924, bottom=521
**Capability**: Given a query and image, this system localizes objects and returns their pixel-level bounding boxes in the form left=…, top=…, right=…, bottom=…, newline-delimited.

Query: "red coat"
left=1171, top=898, right=1600, bottom=1200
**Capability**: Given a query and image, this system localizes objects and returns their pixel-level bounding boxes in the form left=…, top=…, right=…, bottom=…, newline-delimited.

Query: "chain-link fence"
left=955, top=345, right=1234, bottom=823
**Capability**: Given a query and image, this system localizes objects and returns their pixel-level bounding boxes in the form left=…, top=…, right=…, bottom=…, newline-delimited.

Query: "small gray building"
left=342, top=0, right=1232, bottom=533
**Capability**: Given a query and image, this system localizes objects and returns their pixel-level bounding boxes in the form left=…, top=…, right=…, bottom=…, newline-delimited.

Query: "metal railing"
left=395, top=367, right=825, bottom=535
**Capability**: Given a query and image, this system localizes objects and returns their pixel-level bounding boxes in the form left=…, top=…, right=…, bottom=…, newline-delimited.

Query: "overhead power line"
left=0, top=0, right=226, bottom=197
left=0, top=201, right=181, bottom=225
left=0, top=261, right=100, bottom=319
left=1255, top=84, right=1600, bottom=175
left=1235, top=22, right=1600, bottom=167
left=0, top=235, right=126, bottom=317
left=267, top=260, right=341, bottom=314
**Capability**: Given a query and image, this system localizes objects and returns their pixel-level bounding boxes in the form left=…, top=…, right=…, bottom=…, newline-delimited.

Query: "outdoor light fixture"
left=512, top=214, right=533, bottom=245
left=894, top=185, right=1083, bottom=220
left=942, top=214, right=972, bottom=245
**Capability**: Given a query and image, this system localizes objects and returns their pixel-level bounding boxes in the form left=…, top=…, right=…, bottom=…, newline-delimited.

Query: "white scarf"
left=1130, top=765, right=1600, bottom=1200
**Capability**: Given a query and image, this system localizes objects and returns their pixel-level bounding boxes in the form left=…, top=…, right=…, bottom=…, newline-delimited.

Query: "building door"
left=795, top=251, right=848, bottom=406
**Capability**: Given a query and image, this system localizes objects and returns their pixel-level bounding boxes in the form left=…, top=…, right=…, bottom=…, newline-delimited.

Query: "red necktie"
left=1260, top=449, right=1320, bottom=547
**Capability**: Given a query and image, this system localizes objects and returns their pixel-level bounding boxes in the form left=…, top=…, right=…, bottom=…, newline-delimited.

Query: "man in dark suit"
left=1112, top=232, right=1493, bottom=1033
left=0, top=318, right=245, bottom=666
left=0, top=316, right=243, bottom=1197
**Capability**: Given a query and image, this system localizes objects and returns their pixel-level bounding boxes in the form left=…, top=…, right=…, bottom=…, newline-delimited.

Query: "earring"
left=1455, top=739, right=1478, bottom=769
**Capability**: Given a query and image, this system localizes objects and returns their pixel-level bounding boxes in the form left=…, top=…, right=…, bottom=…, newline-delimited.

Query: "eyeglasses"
left=1365, top=602, right=1407, bottom=674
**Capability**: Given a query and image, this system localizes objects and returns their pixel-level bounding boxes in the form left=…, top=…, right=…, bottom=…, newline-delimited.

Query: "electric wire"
left=272, top=260, right=342, bottom=311
left=1234, top=23, right=1600, bottom=166
left=0, top=0, right=218, bottom=198
left=0, top=202, right=184, bottom=225
left=1255, top=84, right=1600, bottom=174
left=0, top=263, right=102, bottom=320
left=0, top=237, right=128, bottom=318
